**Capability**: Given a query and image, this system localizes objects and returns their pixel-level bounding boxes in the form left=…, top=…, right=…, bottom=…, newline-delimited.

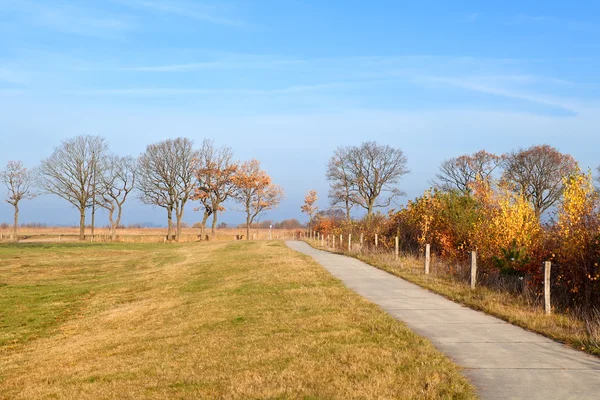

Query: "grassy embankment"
left=0, top=240, right=475, bottom=399
left=304, top=239, right=600, bottom=357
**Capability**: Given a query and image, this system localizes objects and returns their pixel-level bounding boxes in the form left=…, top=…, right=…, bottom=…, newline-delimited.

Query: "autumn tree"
left=554, top=168, right=600, bottom=307
left=232, top=159, right=284, bottom=240
left=434, top=150, right=501, bottom=194
left=470, top=178, right=541, bottom=272
left=97, top=155, right=136, bottom=241
left=328, top=141, right=409, bottom=219
left=137, top=138, right=198, bottom=241
left=193, top=139, right=237, bottom=239
left=326, top=147, right=355, bottom=221
left=301, top=189, right=318, bottom=228
left=38, top=135, right=108, bottom=240
left=0, top=161, right=36, bottom=241
left=502, top=144, right=577, bottom=219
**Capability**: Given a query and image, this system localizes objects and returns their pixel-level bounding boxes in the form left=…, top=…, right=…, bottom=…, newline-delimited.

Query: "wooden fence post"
left=425, top=244, right=431, bottom=275
left=394, top=236, right=399, bottom=260
left=348, top=234, right=352, bottom=251
left=544, top=261, right=552, bottom=315
left=375, top=234, right=378, bottom=248
left=470, top=251, right=477, bottom=289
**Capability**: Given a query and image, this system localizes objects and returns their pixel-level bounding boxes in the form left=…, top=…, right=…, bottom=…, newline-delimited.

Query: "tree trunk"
left=13, top=204, right=18, bottom=242
left=211, top=210, right=218, bottom=238
left=91, top=202, right=96, bottom=237
left=108, top=208, right=116, bottom=241
left=246, top=214, right=251, bottom=241
left=176, top=215, right=182, bottom=242
left=167, top=207, right=173, bottom=240
left=79, top=208, right=86, bottom=240
left=200, top=210, right=210, bottom=241
left=367, top=202, right=374, bottom=219
left=345, top=199, right=351, bottom=223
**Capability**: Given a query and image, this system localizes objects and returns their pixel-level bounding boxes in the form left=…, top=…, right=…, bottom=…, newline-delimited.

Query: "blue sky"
left=1, top=0, right=600, bottom=227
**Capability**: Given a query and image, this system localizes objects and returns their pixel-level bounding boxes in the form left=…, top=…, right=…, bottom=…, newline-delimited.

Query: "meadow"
left=0, top=226, right=300, bottom=243
left=0, top=240, right=474, bottom=399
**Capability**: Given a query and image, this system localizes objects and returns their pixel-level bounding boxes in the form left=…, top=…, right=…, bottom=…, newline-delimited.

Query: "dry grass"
left=306, top=239, right=600, bottom=358
left=0, top=240, right=475, bottom=399
left=0, top=227, right=299, bottom=243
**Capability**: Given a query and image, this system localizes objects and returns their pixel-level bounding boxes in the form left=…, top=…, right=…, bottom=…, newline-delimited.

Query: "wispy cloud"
left=423, top=75, right=580, bottom=113
left=74, top=81, right=362, bottom=96
left=117, top=0, right=256, bottom=29
left=2, top=1, right=135, bottom=38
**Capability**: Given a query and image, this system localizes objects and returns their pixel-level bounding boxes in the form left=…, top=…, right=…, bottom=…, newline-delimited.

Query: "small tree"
left=435, top=150, right=501, bottom=194
left=97, top=155, right=136, bottom=241
left=0, top=161, right=36, bottom=241
left=301, top=189, right=318, bottom=229
left=333, top=141, right=409, bottom=218
left=137, top=138, right=198, bottom=241
left=232, top=160, right=284, bottom=240
left=502, top=144, right=577, bottom=219
left=193, top=139, right=238, bottom=239
left=38, top=135, right=108, bottom=240
left=326, top=147, right=355, bottom=222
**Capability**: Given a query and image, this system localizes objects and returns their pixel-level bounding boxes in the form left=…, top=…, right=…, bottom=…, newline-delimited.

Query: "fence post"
left=425, top=244, right=431, bottom=275
left=321, top=233, right=324, bottom=246
left=395, top=237, right=399, bottom=260
left=470, top=251, right=477, bottom=289
left=544, top=261, right=552, bottom=315
left=348, top=234, right=352, bottom=251
left=375, top=234, right=378, bottom=248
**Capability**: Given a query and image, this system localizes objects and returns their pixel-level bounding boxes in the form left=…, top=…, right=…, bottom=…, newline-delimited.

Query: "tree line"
left=0, top=135, right=284, bottom=241
left=306, top=142, right=600, bottom=313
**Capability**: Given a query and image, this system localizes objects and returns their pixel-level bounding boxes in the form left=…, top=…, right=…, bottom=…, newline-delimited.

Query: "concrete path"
left=286, top=241, right=600, bottom=400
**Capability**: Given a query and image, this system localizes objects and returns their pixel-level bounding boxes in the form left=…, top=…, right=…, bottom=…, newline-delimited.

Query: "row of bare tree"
left=0, top=135, right=284, bottom=241
left=302, top=142, right=596, bottom=228
left=433, top=145, right=583, bottom=219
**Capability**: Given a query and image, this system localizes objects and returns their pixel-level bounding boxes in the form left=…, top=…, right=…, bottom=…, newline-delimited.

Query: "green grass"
left=0, top=241, right=475, bottom=399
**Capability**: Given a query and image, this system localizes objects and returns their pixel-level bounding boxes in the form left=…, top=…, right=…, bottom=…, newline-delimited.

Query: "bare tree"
left=326, top=147, right=355, bottom=222
left=0, top=161, right=37, bottom=241
left=328, top=141, right=409, bottom=219
left=193, top=139, right=238, bottom=239
left=137, top=138, right=198, bottom=241
left=38, top=135, right=108, bottom=240
left=232, top=159, right=284, bottom=240
left=502, top=144, right=577, bottom=219
left=97, top=155, right=136, bottom=241
left=434, top=150, right=501, bottom=194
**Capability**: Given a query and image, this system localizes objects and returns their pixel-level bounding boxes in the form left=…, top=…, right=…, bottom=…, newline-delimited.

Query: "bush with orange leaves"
left=551, top=168, right=600, bottom=308
left=469, top=178, right=542, bottom=276
left=384, top=189, right=480, bottom=259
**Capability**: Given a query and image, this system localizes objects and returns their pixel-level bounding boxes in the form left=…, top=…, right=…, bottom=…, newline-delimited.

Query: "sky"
left=1, top=0, right=600, bottom=227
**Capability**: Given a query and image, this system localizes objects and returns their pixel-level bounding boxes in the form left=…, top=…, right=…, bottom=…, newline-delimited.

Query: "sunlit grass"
left=0, top=241, right=475, bottom=399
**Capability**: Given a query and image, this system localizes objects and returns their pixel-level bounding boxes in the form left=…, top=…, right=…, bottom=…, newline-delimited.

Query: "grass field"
left=0, top=240, right=475, bottom=399
left=0, top=227, right=299, bottom=243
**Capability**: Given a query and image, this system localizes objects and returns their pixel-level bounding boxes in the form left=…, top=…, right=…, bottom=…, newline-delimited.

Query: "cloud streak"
left=2, top=0, right=135, bottom=38
left=117, top=0, right=256, bottom=29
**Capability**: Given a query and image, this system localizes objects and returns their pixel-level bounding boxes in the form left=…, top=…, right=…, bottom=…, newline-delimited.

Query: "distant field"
left=0, top=241, right=474, bottom=399
left=0, top=227, right=300, bottom=243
